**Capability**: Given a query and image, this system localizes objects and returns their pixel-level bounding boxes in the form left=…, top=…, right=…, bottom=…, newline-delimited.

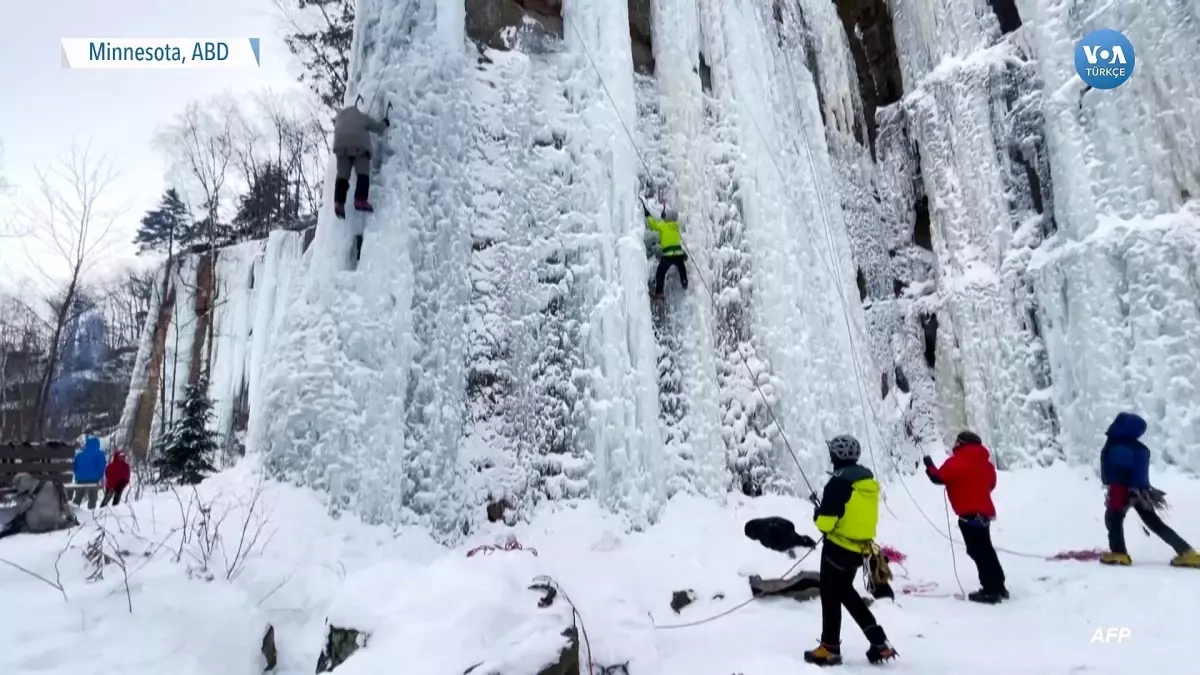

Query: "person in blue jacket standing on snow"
left=1099, top=412, right=1199, bottom=568
left=72, top=436, right=107, bottom=509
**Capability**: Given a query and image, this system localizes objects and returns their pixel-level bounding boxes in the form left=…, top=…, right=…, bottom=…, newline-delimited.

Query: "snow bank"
left=3, top=464, right=1198, bottom=674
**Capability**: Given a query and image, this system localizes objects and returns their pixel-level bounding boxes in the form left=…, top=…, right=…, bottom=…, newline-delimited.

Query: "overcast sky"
left=0, top=0, right=308, bottom=291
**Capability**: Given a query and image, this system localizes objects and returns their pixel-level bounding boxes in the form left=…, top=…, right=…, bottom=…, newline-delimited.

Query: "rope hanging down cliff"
left=564, top=16, right=819, bottom=497
left=563, top=13, right=1057, bottom=561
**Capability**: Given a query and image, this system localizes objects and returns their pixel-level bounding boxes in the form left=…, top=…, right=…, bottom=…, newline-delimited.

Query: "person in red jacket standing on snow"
left=101, top=450, right=131, bottom=507
left=923, top=431, right=1008, bottom=604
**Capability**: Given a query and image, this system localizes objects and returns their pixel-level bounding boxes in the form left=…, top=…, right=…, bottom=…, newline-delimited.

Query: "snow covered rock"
left=262, top=624, right=278, bottom=672
left=320, top=556, right=580, bottom=675
left=315, top=626, right=367, bottom=673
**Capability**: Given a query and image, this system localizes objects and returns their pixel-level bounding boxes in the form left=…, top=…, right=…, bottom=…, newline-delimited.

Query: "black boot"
left=354, top=174, right=373, bottom=212
left=333, top=178, right=350, bottom=218
left=864, top=625, right=897, bottom=664
left=967, top=589, right=1003, bottom=604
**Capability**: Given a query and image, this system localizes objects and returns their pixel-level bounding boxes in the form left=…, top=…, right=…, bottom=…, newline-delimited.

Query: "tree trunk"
left=34, top=276, right=78, bottom=438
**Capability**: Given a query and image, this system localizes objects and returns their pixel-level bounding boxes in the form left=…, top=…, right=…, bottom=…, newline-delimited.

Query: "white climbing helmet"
left=663, top=208, right=678, bottom=221
left=827, top=435, right=862, bottom=462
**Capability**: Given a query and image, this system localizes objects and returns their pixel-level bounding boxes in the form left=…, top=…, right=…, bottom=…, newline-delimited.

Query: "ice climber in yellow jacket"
left=805, top=435, right=898, bottom=667
left=643, top=201, right=688, bottom=300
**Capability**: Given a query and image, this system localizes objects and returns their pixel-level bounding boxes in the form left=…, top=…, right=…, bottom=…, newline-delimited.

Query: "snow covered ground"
left=2, top=459, right=1197, bottom=674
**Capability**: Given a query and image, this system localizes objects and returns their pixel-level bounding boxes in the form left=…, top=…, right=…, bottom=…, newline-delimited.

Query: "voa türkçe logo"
left=1074, top=29, right=1135, bottom=89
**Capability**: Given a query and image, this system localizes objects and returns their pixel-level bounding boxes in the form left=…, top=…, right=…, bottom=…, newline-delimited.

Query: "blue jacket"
left=73, top=436, right=107, bottom=484
left=1099, top=412, right=1151, bottom=489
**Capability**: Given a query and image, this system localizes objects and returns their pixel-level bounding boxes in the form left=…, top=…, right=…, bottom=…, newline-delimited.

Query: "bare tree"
left=154, top=98, right=239, bottom=249
left=14, top=142, right=122, bottom=437
left=230, top=90, right=328, bottom=239
left=0, top=291, right=52, bottom=439
left=273, top=0, right=354, bottom=113
left=94, top=267, right=156, bottom=352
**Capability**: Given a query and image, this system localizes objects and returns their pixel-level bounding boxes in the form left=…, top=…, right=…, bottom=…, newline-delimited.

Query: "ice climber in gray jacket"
left=332, top=104, right=390, bottom=218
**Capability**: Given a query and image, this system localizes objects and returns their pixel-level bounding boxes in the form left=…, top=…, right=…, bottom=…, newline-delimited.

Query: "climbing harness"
left=863, top=543, right=895, bottom=593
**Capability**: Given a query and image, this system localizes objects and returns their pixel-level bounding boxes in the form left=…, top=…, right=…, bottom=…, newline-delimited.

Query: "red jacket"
left=926, top=443, right=996, bottom=519
left=105, top=453, right=131, bottom=489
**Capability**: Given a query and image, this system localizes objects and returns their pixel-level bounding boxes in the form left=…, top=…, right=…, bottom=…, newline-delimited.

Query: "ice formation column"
left=563, top=0, right=667, bottom=522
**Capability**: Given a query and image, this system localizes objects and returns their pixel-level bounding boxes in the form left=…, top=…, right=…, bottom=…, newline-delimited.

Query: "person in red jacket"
left=922, top=431, right=1008, bottom=604
left=101, top=450, right=131, bottom=507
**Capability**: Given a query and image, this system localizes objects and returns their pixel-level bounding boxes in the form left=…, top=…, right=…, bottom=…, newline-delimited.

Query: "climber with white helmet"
left=643, top=199, right=688, bottom=301
left=805, top=434, right=898, bottom=666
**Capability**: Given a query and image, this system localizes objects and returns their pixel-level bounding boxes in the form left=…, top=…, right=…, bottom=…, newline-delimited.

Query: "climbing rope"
left=650, top=540, right=821, bottom=630
left=565, top=15, right=818, bottom=498
left=534, top=575, right=596, bottom=675
left=566, top=11, right=1055, bottom=562
left=943, top=493, right=967, bottom=597
left=353, top=0, right=418, bottom=116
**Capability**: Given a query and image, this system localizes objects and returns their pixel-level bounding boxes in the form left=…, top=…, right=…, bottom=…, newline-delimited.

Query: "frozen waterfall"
left=116, top=0, right=1200, bottom=541
left=250, top=0, right=885, bottom=537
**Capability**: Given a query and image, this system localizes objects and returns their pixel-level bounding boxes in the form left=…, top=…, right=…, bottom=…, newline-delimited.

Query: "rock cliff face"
left=121, top=0, right=1200, bottom=538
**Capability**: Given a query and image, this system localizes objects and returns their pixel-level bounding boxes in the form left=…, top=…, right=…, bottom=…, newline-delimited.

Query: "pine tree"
left=154, top=379, right=218, bottom=485
left=134, top=189, right=194, bottom=254
left=232, top=162, right=302, bottom=241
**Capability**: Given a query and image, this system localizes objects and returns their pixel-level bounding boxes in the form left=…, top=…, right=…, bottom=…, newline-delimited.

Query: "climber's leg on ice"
left=652, top=257, right=670, bottom=299
left=353, top=153, right=374, bottom=212
left=334, top=154, right=352, bottom=219
left=671, top=253, right=688, bottom=290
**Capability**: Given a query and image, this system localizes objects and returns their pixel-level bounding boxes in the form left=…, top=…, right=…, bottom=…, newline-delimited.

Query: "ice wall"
left=248, top=0, right=886, bottom=539
left=874, top=0, right=1200, bottom=470
left=1019, top=0, right=1200, bottom=470
left=123, top=0, right=1200, bottom=537
left=114, top=233, right=307, bottom=463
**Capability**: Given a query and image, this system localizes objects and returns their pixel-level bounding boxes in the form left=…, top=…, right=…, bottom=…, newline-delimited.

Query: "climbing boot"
left=866, top=642, right=898, bottom=665
left=354, top=199, right=374, bottom=213
left=1170, top=550, right=1200, bottom=568
left=1100, top=552, right=1132, bottom=566
left=864, top=625, right=896, bottom=664
left=967, top=589, right=1002, bottom=604
left=803, top=642, right=842, bottom=666
left=334, top=202, right=346, bottom=219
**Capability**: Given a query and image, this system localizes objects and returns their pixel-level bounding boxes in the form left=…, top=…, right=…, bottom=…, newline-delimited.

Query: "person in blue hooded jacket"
left=72, top=436, right=107, bottom=509
left=1099, top=412, right=1199, bottom=568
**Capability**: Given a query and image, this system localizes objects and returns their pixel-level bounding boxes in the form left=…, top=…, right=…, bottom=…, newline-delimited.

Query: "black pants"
left=958, top=517, right=1006, bottom=593
left=100, top=483, right=127, bottom=507
left=1106, top=505, right=1191, bottom=555
left=654, top=254, right=688, bottom=294
left=819, top=543, right=886, bottom=646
